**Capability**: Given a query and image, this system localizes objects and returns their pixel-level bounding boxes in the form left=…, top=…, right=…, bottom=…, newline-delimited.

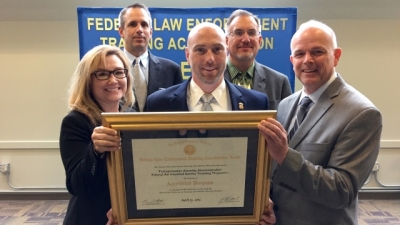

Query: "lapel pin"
left=239, top=102, right=244, bottom=110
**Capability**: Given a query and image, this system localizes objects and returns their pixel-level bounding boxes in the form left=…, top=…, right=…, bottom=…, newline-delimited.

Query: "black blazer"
left=59, top=109, right=133, bottom=225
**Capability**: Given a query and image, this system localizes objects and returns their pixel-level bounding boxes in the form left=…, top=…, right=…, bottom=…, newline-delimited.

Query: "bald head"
left=289, top=20, right=342, bottom=94
left=291, top=20, right=337, bottom=50
left=187, top=22, right=226, bottom=48
left=185, top=22, right=228, bottom=93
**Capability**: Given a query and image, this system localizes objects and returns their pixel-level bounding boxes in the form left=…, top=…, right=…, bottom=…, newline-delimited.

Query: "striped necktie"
left=288, top=96, right=313, bottom=140
left=200, top=94, right=216, bottom=111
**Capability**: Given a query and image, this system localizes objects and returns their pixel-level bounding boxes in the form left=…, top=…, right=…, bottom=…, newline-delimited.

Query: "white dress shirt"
left=288, top=72, right=338, bottom=131
left=187, top=79, right=232, bottom=111
left=124, top=50, right=149, bottom=84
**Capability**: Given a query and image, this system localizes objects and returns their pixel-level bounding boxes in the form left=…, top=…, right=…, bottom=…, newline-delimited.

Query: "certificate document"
left=132, top=137, right=248, bottom=210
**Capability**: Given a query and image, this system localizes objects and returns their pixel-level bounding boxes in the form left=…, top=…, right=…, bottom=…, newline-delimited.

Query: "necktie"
left=288, top=96, right=314, bottom=140
left=133, top=58, right=147, bottom=111
left=199, top=94, right=216, bottom=111
left=234, top=72, right=251, bottom=89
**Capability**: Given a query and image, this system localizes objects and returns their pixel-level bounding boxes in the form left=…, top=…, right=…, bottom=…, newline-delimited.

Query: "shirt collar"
left=300, top=72, right=338, bottom=103
left=189, top=78, right=226, bottom=109
left=124, top=50, right=149, bottom=69
left=227, top=59, right=255, bottom=79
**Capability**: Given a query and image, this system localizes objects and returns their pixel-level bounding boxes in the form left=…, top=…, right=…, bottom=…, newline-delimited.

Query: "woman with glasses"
left=59, top=45, right=135, bottom=225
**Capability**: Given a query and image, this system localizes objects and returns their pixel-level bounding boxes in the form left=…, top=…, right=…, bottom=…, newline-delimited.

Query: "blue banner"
left=77, top=7, right=297, bottom=91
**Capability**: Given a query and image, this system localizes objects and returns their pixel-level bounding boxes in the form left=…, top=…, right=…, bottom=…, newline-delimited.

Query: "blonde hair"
left=68, top=45, right=134, bottom=125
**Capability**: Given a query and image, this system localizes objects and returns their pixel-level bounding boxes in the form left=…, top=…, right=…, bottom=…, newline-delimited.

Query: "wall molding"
left=0, top=141, right=59, bottom=149
left=380, top=140, right=400, bottom=148
left=1, top=140, right=399, bottom=150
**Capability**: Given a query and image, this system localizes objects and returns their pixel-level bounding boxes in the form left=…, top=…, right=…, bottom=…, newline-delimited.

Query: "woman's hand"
left=92, top=126, right=120, bottom=154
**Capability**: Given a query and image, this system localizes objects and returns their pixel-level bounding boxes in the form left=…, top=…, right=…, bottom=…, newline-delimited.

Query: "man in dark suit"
left=118, top=3, right=182, bottom=111
left=146, top=22, right=269, bottom=112
left=107, top=22, right=277, bottom=225
left=258, top=20, right=382, bottom=225
left=224, top=9, right=292, bottom=110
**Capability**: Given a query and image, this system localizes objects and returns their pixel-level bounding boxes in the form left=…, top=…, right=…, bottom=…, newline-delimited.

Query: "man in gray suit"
left=224, top=9, right=292, bottom=110
left=118, top=3, right=183, bottom=111
left=258, top=20, right=382, bottom=225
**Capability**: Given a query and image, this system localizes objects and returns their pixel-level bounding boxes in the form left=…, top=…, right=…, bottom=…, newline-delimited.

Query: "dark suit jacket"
left=224, top=61, right=292, bottom=110
left=59, top=108, right=134, bottom=225
left=147, top=51, right=183, bottom=95
left=134, top=51, right=183, bottom=111
left=271, top=75, right=382, bottom=225
left=146, top=78, right=269, bottom=111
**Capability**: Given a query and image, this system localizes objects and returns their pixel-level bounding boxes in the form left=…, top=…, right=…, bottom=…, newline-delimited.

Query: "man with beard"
left=118, top=3, right=182, bottom=111
left=107, top=22, right=277, bottom=225
left=224, top=9, right=292, bottom=110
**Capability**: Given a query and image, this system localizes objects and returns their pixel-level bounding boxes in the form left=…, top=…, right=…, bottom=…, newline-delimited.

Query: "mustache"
left=238, top=43, right=254, bottom=47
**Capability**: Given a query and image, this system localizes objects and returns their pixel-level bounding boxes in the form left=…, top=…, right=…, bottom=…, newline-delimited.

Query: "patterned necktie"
left=288, top=96, right=314, bottom=140
left=199, top=94, right=216, bottom=111
left=234, top=72, right=252, bottom=89
left=133, top=58, right=147, bottom=112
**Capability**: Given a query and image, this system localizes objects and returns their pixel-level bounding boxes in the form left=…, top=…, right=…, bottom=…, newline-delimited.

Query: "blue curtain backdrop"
left=77, top=7, right=297, bottom=91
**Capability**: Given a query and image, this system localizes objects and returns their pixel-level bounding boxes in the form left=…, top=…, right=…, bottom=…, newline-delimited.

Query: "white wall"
left=0, top=19, right=399, bottom=192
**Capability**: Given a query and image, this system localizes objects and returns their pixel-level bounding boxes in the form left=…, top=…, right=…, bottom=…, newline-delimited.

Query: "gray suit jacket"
left=224, top=61, right=292, bottom=109
left=271, top=75, right=382, bottom=225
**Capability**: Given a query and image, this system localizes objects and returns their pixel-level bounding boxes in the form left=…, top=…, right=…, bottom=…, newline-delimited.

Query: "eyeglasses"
left=92, top=69, right=128, bottom=80
left=228, top=29, right=260, bottom=38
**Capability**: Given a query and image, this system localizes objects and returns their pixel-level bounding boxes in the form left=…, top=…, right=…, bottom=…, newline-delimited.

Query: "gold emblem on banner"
left=184, top=145, right=196, bottom=155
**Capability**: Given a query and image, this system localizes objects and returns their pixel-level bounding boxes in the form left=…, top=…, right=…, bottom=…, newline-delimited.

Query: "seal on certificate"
left=184, top=144, right=196, bottom=155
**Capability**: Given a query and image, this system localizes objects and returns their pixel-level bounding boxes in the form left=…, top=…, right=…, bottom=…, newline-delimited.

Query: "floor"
left=0, top=196, right=399, bottom=225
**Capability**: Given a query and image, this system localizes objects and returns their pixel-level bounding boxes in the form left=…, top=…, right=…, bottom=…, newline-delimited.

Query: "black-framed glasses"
left=228, top=29, right=260, bottom=38
left=92, top=69, right=128, bottom=80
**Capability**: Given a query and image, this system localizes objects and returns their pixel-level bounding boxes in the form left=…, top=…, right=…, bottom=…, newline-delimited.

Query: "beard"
left=193, top=68, right=223, bottom=86
left=198, top=73, right=222, bottom=85
left=233, top=51, right=255, bottom=61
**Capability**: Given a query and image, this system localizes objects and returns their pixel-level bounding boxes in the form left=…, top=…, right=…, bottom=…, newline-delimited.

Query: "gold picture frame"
left=102, top=111, right=276, bottom=225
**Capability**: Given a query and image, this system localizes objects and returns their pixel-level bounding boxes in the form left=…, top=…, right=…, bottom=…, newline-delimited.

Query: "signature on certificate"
left=218, top=196, right=240, bottom=205
left=142, top=199, right=165, bottom=205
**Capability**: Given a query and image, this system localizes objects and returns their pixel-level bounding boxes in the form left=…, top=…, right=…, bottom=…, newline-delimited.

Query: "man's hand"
left=259, top=198, right=276, bottom=225
left=258, top=118, right=289, bottom=165
left=106, top=209, right=117, bottom=225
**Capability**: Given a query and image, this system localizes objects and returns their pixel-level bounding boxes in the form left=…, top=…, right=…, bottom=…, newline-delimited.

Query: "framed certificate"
left=102, top=111, right=275, bottom=225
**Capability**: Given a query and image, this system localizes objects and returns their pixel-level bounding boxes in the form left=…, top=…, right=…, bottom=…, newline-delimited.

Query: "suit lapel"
left=170, top=79, right=190, bottom=111
left=226, top=80, right=246, bottom=110
left=148, top=51, right=161, bottom=91
left=224, top=67, right=232, bottom=82
left=224, top=62, right=266, bottom=92
left=253, top=62, right=266, bottom=92
left=280, top=93, right=300, bottom=130
left=272, top=93, right=299, bottom=178
left=289, top=75, right=344, bottom=148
